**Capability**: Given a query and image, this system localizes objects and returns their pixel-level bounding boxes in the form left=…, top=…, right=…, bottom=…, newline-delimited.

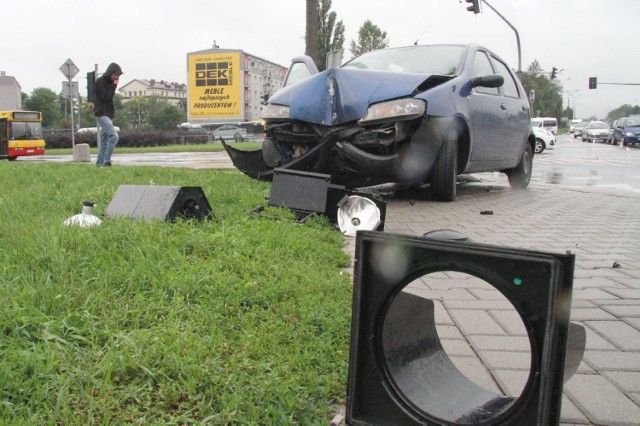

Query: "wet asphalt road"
left=17, top=133, right=640, bottom=195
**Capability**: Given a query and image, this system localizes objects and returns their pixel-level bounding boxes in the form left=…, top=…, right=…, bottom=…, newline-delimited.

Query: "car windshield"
left=623, top=117, right=640, bottom=127
left=342, top=45, right=466, bottom=76
left=589, top=122, right=608, bottom=129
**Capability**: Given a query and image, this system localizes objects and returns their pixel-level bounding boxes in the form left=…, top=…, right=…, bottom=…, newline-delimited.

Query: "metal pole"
left=481, top=0, right=521, bottom=72
left=94, top=64, right=100, bottom=152
left=68, top=63, right=75, bottom=148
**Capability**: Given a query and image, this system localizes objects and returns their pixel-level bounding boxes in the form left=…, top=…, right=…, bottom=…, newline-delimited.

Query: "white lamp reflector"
left=63, top=201, right=102, bottom=228
left=338, top=196, right=381, bottom=237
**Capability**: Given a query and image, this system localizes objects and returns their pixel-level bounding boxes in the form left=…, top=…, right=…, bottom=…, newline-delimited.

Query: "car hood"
left=623, top=125, right=640, bottom=131
left=268, top=68, right=431, bottom=126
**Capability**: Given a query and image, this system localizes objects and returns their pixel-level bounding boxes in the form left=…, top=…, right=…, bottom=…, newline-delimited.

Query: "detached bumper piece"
left=347, top=232, right=585, bottom=426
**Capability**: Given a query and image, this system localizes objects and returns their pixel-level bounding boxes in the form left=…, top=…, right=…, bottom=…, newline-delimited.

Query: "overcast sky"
left=2, top=0, right=638, bottom=119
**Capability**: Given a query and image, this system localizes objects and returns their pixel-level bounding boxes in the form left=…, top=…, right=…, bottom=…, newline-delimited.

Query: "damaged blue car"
left=223, top=44, right=535, bottom=201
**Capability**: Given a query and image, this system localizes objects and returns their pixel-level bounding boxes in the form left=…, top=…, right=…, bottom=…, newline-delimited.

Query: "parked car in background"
left=222, top=43, right=535, bottom=202
left=569, top=119, right=583, bottom=134
left=581, top=121, right=610, bottom=143
left=531, top=117, right=558, bottom=134
left=612, top=116, right=640, bottom=146
left=212, top=125, right=248, bottom=142
left=532, top=126, right=555, bottom=154
left=572, top=121, right=588, bottom=139
left=606, top=120, right=618, bottom=144
left=77, top=126, right=120, bottom=134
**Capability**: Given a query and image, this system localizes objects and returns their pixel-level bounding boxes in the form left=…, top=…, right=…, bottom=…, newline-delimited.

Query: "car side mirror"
left=472, top=74, right=504, bottom=88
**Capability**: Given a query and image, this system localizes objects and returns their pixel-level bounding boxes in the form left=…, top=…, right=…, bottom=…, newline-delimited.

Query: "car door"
left=467, top=50, right=508, bottom=165
left=490, top=55, right=530, bottom=163
left=614, top=119, right=626, bottom=144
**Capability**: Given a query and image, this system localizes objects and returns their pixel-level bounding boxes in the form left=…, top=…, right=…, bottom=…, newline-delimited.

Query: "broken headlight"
left=359, top=99, right=425, bottom=125
left=261, top=103, right=290, bottom=120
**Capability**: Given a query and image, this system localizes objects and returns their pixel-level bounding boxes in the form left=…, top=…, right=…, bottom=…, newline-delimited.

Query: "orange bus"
left=0, top=110, right=45, bottom=160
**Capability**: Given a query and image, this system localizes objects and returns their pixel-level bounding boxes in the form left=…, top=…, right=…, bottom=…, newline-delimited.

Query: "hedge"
left=42, top=130, right=209, bottom=149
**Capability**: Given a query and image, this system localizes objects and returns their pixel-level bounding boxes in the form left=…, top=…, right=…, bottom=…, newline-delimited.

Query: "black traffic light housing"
left=589, top=77, right=598, bottom=89
left=86, top=71, right=96, bottom=102
left=346, top=231, right=585, bottom=426
left=465, top=0, right=481, bottom=14
left=551, top=67, right=557, bottom=79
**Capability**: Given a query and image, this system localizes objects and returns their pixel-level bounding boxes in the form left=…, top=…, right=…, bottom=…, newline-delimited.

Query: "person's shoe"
left=104, top=162, right=112, bottom=166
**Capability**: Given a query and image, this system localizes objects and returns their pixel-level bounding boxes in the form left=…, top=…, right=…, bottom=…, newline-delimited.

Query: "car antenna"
left=413, top=25, right=431, bottom=45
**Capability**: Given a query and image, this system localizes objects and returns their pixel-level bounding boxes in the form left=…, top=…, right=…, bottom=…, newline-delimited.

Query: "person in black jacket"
left=94, top=62, right=123, bottom=166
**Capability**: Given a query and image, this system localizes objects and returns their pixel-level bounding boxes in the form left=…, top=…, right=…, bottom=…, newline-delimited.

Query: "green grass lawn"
left=46, top=141, right=264, bottom=155
left=0, top=162, right=352, bottom=424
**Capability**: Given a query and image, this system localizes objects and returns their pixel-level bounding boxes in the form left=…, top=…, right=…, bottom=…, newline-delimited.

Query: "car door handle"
left=500, top=103, right=507, bottom=110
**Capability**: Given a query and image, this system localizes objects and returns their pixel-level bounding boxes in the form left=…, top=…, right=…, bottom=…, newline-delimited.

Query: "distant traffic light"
left=86, top=71, right=96, bottom=102
left=465, top=0, right=481, bottom=14
left=589, top=77, right=597, bottom=89
left=551, top=67, right=557, bottom=79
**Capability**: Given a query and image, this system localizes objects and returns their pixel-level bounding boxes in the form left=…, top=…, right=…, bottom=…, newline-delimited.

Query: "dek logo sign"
left=195, top=61, right=233, bottom=87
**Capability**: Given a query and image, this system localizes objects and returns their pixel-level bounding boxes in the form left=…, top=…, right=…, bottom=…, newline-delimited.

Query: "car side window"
left=472, top=51, right=499, bottom=95
left=491, top=57, right=520, bottom=98
left=285, top=62, right=314, bottom=87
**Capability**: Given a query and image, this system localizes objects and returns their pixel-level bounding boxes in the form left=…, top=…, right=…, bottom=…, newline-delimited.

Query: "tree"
left=349, top=20, right=389, bottom=57
left=23, top=88, right=61, bottom=128
left=148, top=102, right=186, bottom=130
left=519, top=60, right=563, bottom=120
left=305, top=0, right=319, bottom=64
left=316, top=0, right=345, bottom=71
left=119, top=96, right=185, bottom=130
left=607, top=104, right=640, bottom=122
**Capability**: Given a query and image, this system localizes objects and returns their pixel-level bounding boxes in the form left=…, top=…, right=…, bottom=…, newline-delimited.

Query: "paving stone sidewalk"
left=342, top=177, right=640, bottom=425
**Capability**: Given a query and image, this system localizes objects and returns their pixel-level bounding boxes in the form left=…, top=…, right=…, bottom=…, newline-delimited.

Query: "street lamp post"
left=567, top=90, right=581, bottom=119
left=481, top=0, right=521, bottom=72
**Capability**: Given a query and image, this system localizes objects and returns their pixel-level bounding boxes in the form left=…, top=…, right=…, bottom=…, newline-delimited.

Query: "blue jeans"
left=96, top=116, right=119, bottom=165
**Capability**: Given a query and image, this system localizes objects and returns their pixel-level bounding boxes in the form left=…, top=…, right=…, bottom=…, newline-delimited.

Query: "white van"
left=531, top=117, right=558, bottom=134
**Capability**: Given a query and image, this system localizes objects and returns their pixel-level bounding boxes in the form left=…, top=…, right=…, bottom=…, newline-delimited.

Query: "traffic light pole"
left=481, top=0, right=522, bottom=72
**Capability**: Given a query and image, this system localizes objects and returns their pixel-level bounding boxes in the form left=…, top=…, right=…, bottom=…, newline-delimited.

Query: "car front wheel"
left=430, top=130, right=458, bottom=202
left=507, top=143, right=533, bottom=189
left=534, top=138, right=545, bottom=154
left=234, top=133, right=244, bottom=142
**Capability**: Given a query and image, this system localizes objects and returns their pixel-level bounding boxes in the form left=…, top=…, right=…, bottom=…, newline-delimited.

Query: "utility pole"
left=59, top=58, right=79, bottom=148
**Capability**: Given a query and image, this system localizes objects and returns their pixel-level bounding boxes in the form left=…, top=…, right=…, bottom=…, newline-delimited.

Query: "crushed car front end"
left=223, top=46, right=464, bottom=188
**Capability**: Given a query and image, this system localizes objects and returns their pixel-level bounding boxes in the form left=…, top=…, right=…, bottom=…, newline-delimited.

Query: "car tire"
left=234, top=133, right=244, bottom=142
left=7, top=156, right=17, bottom=161
left=430, top=130, right=457, bottom=202
left=534, top=138, right=545, bottom=154
left=507, top=143, right=533, bottom=190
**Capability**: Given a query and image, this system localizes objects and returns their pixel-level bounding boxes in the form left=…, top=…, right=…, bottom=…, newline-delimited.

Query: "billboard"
left=188, top=51, right=241, bottom=120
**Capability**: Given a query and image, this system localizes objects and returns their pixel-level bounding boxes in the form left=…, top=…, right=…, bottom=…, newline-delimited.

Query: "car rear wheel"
left=534, top=138, right=545, bottom=154
left=507, top=143, right=533, bottom=189
left=430, top=130, right=457, bottom=202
